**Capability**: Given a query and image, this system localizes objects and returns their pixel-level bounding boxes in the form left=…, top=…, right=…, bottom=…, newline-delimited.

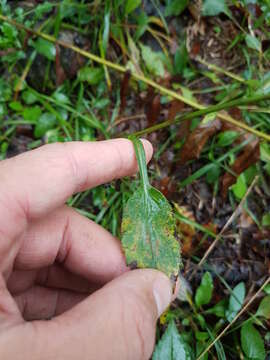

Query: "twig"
left=196, top=57, right=245, bottom=83
left=197, top=276, right=270, bottom=360
left=192, top=176, right=258, bottom=277
left=107, top=114, right=146, bottom=131
left=131, top=96, right=270, bottom=139
left=1, top=15, right=270, bottom=141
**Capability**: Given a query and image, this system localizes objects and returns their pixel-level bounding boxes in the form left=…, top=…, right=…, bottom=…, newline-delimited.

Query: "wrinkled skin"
left=0, top=139, right=172, bottom=360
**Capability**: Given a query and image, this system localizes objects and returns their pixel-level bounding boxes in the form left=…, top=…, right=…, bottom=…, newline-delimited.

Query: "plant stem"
left=130, top=136, right=150, bottom=197
left=131, top=93, right=270, bottom=139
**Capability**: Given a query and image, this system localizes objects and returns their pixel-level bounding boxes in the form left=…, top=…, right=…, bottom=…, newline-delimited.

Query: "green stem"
left=130, top=136, right=150, bottom=197
left=131, top=93, right=270, bottom=138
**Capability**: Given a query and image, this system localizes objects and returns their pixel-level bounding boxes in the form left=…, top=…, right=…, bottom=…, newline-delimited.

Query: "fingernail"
left=153, top=275, right=172, bottom=317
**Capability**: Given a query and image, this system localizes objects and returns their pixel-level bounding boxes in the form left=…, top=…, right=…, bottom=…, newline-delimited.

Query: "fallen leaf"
left=55, top=44, right=66, bottom=86
left=221, top=138, right=260, bottom=198
left=178, top=119, right=222, bottom=164
left=146, top=94, right=161, bottom=127
left=121, top=138, right=181, bottom=280
left=167, top=99, right=185, bottom=121
left=174, top=204, right=196, bottom=256
left=120, top=70, right=131, bottom=113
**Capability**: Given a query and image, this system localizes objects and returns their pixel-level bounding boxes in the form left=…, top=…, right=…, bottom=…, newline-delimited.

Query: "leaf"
left=165, top=0, right=189, bottom=17
left=264, top=284, right=270, bottom=295
left=22, top=90, right=38, bottom=105
left=205, top=299, right=227, bottom=318
left=22, top=106, right=42, bottom=122
left=262, top=213, right=270, bottom=227
left=256, top=296, right=270, bottom=319
left=34, top=38, right=56, bottom=61
left=217, top=131, right=239, bottom=147
left=153, top=321, right=192, bottom=360
left=34, top=112, right=57, bottom=138
left=9, top=101, right=23, bottom=111
left=35, top=1, right=53, bottom=18
left=174, top=42, right=188, bottom=75
left=120, top=71, right=131, bottom=112
left=202, top=0, right=231, bottom=17
left=226, top=282, right=245, bottom=322
left=231, top=173, right=247, bottom=200
left=146, top=94, right=161, bottom=127
left=241, top=322, right=265, bottom=360
left=221, top=139, right=260, bottom=198
left=179, top=119, right=222, bottom=165
left=206, top=164, right=220, bottom=184
left=195, top=272, right=213, bottom=308
left=174, top=204, right=196, bottom=256
left=125, top=0, right=141, bottom=15
left=78, top=67, right=104, bottom=85
left=134, top=11, right=148, bottom=40
left=140, top=44, right=165, bottom=77
left=245, top=34, right=261, bottom=52
left=121, top=137, right=181, bottom=280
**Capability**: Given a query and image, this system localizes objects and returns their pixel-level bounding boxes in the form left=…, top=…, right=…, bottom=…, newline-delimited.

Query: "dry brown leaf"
left=221, top=138, right=260, bottom=198
left=167, top=99, right=185, bottom=121
left=175, top=204, right=196, bottom=256
left=178, top=119, right=222, bottom=164
left=146, top=94, right=161, bottom=127
left=55, top=44, right=66, bottom=86
left=120, top=70, right=131, bottom=113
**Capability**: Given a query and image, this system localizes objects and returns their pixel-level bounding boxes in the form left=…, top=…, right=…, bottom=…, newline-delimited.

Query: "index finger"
left=0, top=139, right=153, bottom=238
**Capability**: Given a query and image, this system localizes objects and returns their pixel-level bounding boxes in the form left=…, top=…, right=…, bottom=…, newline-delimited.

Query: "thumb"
left=2, top=269, right=172, bottom=360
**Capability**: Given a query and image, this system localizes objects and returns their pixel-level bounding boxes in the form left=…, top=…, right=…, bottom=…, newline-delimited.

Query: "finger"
left=15, top=286, right=86, bottom=321
left=14, top=206, right=127, bottom=284
left=0, top=139, right=153, bottom=239
left=1, top=270, right=172, bottom=360
left=8, top=264, right=97, bottom=295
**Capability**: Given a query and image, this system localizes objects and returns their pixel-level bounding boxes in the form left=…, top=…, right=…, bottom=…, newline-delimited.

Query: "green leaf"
left=195, top=272, right=213, bottom=308
left=260, top=142, right=270, bottom=163
left=140, top=44, right=165, bottom=77
left=165, top=0, right=189, bottom=17
left=217, top=131, right=239, bottom=147
left=262, top=213, right=270, bottom=227
left=121, top=138, right=181, bottom=279
left=264, top=284, right=270, bottom=295
left=9, top=101, right=23, bottom=111
left=256, top=296, right=270, bottom=319
left=226, top=282, right=245, bottom=322
left=153, top=321, right=192, bottom=360
left=231, top=173, right=247, bottom=200
left=245, top=34, right=261, bottom=52
left=22, top=106, right=42, bottom=122
left=205, top=299, right=227, bottom=318
left=34, top=112, right=57, bottom=138
left=78, top=67, right=104, bottom=85
left=34, top=38, right=56, bottom=60
left=52, top=92, right=70, bottom=104
left=202, top=0, right=231, bottom=17
left=174, top=42, right=188, bottom=75
left=22, top=90, right=38, bottom=105
left=125, top=0, right=141, bottom=15
left=241, top=322, right=265, bottom=360
left=35, top=2, right=53, bottom=18
left=206, top=164, right=220, bottom=184
left=134, top=11, right=148, bottom=40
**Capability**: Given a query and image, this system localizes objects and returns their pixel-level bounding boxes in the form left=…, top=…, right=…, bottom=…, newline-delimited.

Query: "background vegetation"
left=1, top=0, right=270, bottom=358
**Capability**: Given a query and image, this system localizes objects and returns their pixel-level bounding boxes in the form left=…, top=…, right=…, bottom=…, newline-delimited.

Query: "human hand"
left=0, top=139, right=173, bottom=360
